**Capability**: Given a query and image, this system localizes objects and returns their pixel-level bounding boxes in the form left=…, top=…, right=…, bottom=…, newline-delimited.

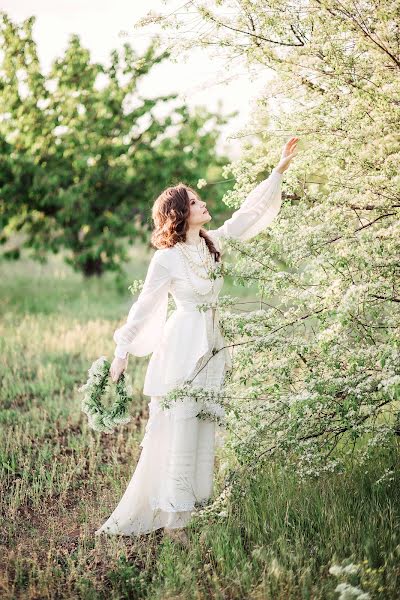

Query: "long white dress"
left=95, top=168, right=283, bottom=536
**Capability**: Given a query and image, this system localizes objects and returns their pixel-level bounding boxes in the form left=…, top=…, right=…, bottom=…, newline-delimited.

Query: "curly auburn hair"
left=150, top=182, right=221, bottom=262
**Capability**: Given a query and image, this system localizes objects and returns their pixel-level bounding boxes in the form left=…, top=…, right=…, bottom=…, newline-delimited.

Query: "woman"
left=95, top=136, right=299, bottom=541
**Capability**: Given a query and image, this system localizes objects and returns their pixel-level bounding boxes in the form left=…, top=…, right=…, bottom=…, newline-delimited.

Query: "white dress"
left=95, top=168, right=283, bottom=536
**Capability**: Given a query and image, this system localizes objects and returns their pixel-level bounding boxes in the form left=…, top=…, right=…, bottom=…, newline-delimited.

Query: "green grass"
left=1, top=248, right=399, bottom=599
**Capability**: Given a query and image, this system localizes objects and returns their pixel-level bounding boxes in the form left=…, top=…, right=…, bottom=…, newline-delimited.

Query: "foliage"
left=135, top=0, right=400, bottom=480
left=0, top=13, right=233, bottom=277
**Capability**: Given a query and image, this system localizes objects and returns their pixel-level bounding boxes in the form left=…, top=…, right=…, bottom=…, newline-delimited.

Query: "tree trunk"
left=81, top=256, right=104, bottom=277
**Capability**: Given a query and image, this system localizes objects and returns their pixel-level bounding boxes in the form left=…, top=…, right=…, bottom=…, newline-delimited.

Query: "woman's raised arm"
left=208, top=136, right=299, bottom=242
left=208, top=167, right=284, bottom=242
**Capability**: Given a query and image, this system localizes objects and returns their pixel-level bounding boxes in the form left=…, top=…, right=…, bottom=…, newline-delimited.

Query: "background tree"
left=140, top=0, right=400, bottom=485
left=0, top=13, right=235, bottom=278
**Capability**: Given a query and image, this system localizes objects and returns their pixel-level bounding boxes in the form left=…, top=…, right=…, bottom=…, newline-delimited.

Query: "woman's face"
left=186, top=191, right=211, bottom=227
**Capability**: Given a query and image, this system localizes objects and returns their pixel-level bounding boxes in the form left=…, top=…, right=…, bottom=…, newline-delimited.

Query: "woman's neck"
left=185, top=228, right=202, bottom=246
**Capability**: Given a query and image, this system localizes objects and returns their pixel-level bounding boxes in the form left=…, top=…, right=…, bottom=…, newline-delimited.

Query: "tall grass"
left=0, top=248, right=399, bottom=599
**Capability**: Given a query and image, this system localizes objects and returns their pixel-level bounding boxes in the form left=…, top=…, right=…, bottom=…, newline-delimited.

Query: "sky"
left=0, top=0, right=274, bottom=158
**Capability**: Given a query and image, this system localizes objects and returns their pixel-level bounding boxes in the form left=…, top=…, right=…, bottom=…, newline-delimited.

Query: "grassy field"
left=1, top=248, right=399, bottom=599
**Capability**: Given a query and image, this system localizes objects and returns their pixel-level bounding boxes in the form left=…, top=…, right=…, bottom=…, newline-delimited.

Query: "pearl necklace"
left=176, top=237, right=217, bottom=297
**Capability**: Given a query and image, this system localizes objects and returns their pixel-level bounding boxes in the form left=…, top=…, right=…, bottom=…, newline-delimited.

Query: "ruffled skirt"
left=94, top=339, right=228, bottom=537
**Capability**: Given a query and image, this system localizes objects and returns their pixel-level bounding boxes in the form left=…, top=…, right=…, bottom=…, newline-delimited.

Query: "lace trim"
left=95, top=517, right=164, bottom=537
left=95, top=511, right=188, bottom=536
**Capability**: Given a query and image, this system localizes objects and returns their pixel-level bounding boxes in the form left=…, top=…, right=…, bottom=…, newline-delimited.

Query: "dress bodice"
left=169, top=242, right=224, bottom=307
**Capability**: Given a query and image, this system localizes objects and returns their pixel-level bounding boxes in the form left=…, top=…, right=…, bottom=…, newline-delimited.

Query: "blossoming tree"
left=139, top=0, right=400, bottom=482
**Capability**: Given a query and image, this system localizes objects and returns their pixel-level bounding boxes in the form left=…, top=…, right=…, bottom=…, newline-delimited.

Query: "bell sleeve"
left=113, top=251, right=171, bottom=359
left=209, top=168, right=283, bottom=242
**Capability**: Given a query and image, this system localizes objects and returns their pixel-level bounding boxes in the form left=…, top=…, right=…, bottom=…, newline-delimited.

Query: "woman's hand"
left=110, top=356, right=128, bottom=383
left=275, top=136, right=299, bottom=174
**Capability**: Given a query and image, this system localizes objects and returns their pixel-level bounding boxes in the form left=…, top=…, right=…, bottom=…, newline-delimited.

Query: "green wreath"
left=79, top=356, right=133, bottom=433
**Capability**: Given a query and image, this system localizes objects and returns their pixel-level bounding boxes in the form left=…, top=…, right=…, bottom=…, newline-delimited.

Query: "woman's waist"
left=169, top=303, right=223, bottom=347
left=173, top=303, right=219, bottom=328
left=174, top=299, right=218, bottom=312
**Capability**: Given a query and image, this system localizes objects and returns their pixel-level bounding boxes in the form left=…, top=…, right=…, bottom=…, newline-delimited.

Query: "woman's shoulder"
left=153, top=246, right=178, bottom=259
left=152, top=246, right=179, bottom=269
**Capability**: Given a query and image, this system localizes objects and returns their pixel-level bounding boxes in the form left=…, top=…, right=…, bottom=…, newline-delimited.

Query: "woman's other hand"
left=110, top=356, right=128, bottom=383
left=275, top=136, right=299, bottom=174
